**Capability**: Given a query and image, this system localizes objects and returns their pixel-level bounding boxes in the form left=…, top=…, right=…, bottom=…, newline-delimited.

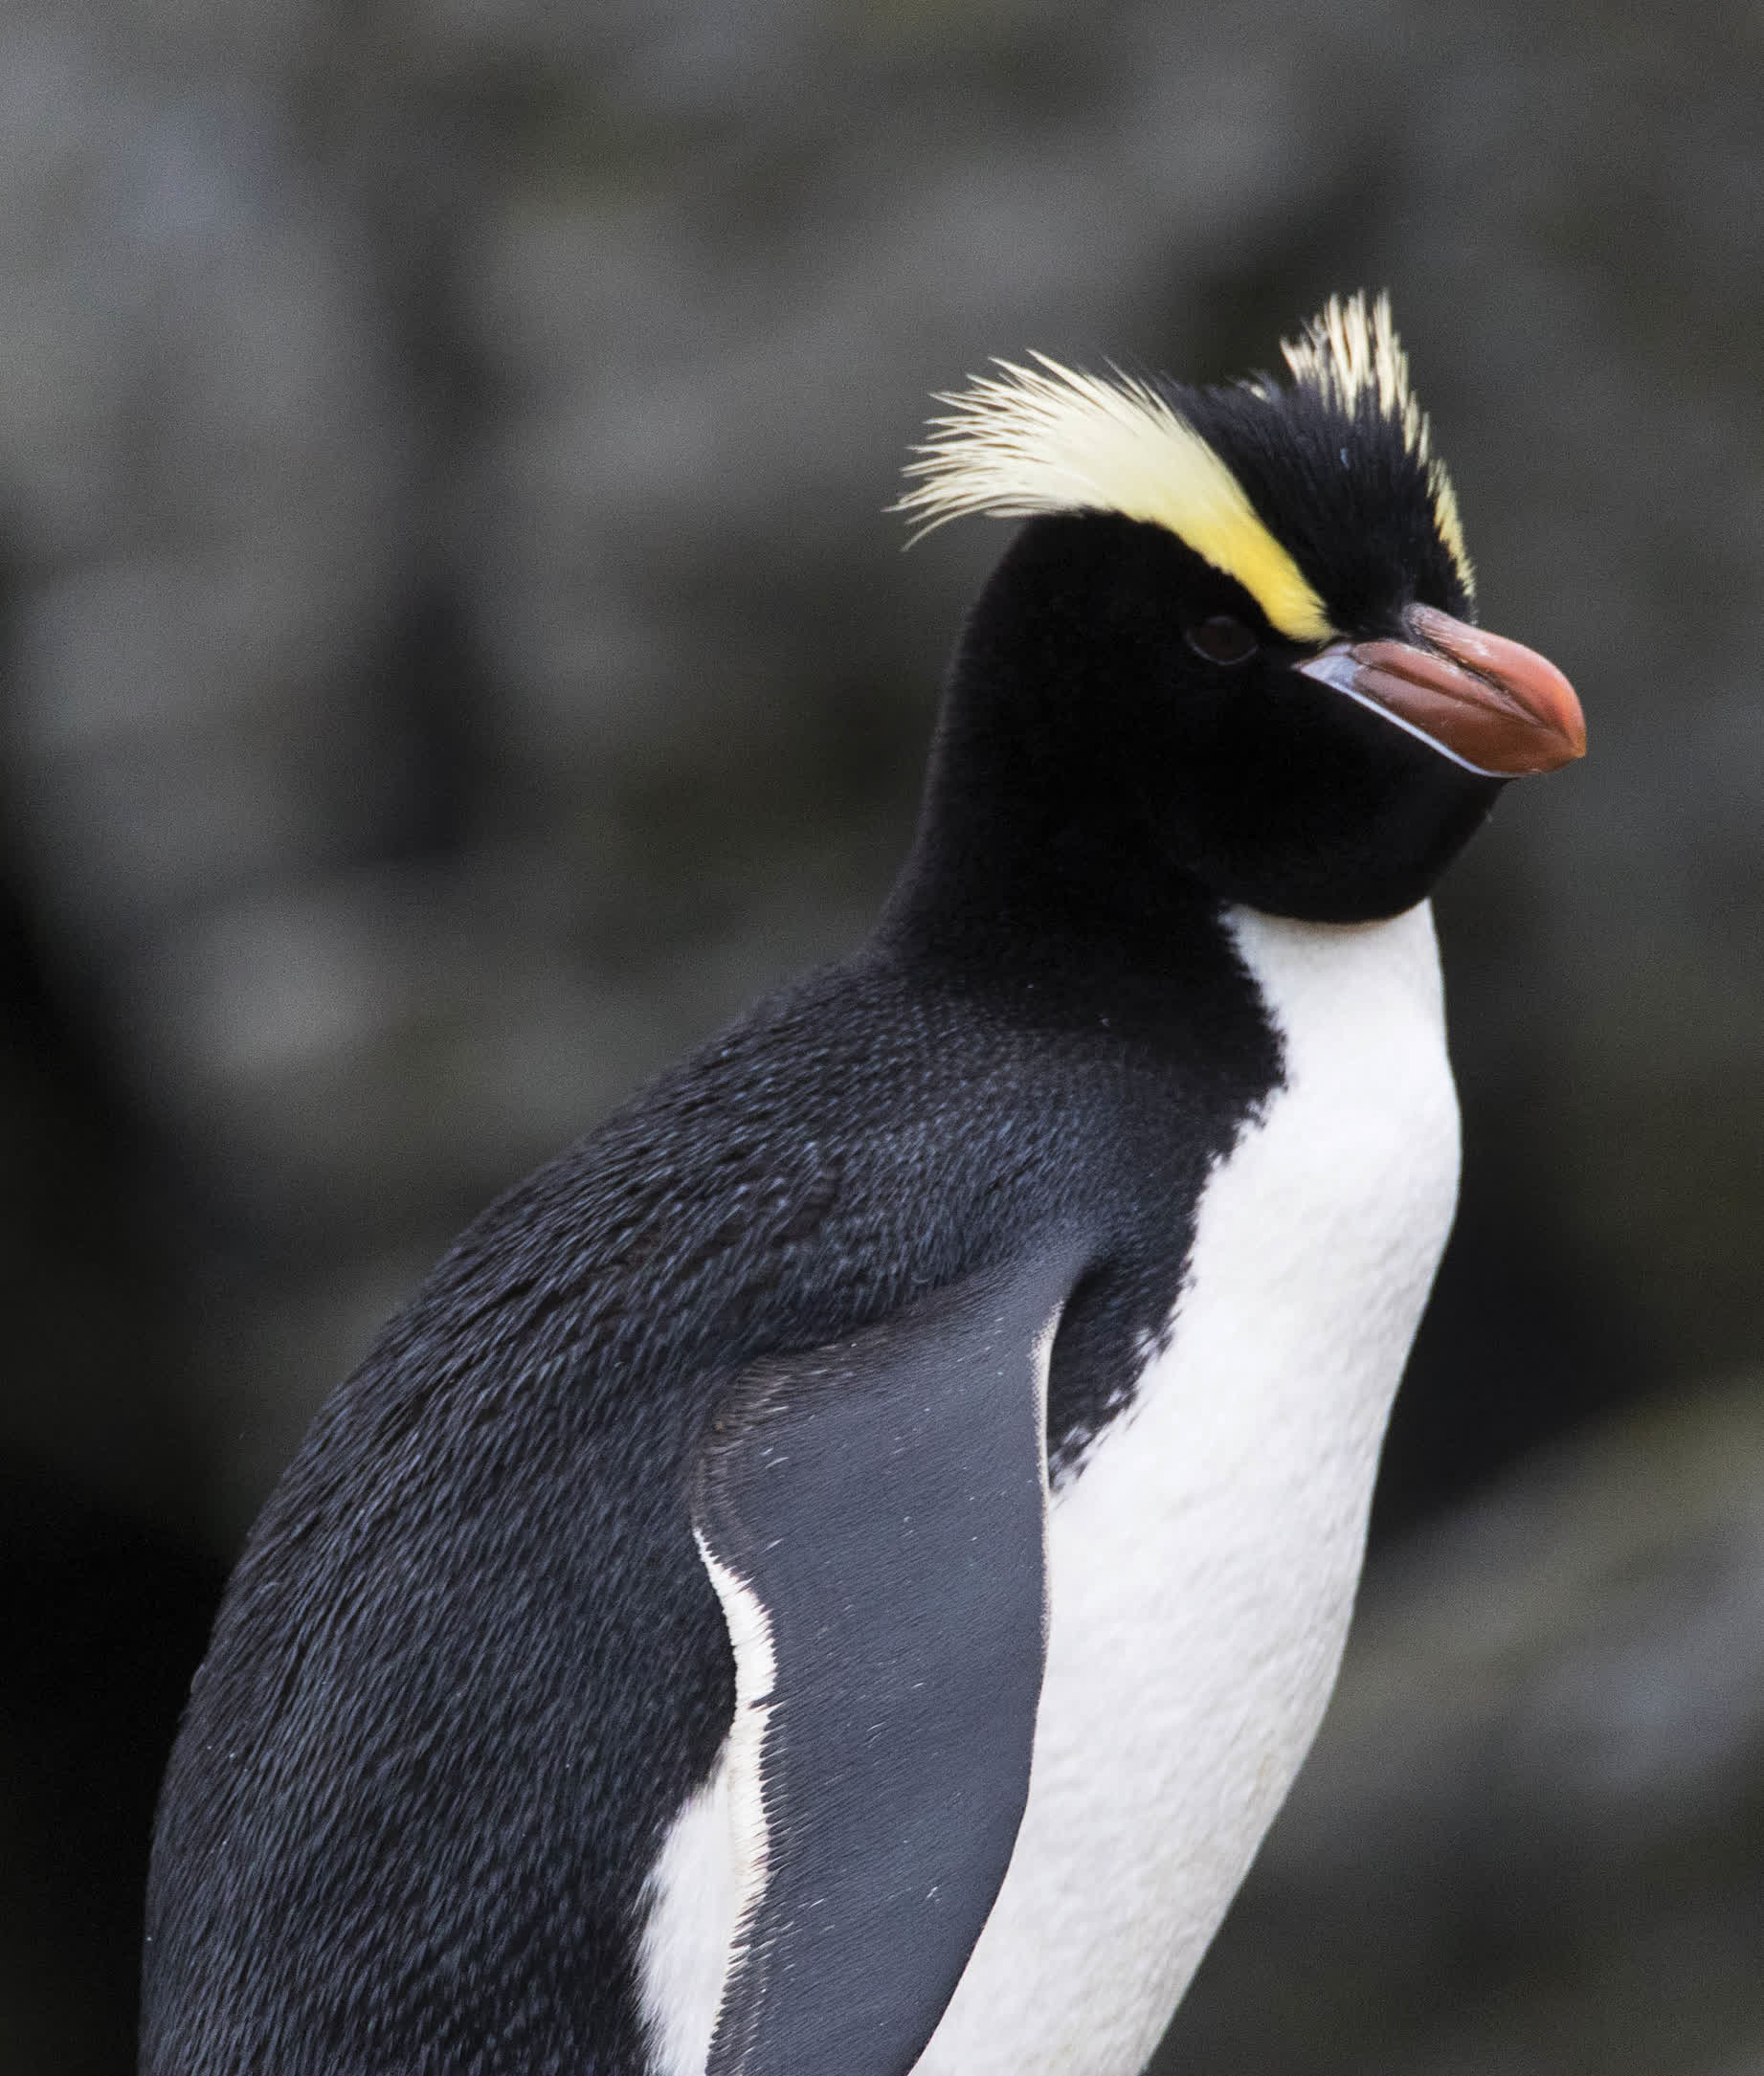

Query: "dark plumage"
left=144, top=908, right=1274, bottom=2073
left=143, top=293, right=1583, bottom=2076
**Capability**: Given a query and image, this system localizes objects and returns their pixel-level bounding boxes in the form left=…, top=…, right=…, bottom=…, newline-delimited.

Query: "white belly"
left=640, top=901, right=1461, bottom=2076
left=913, top=900, right=1460, bottom=2076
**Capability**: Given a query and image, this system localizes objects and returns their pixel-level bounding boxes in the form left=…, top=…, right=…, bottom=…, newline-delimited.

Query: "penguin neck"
left=876, top=691, right=1226, bottom=997
left=877, top=518, right=1239, bottom=991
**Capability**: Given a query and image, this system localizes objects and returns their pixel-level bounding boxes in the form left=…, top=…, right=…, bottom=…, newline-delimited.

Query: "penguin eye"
left=1186, top=614, right=1259, bottom=666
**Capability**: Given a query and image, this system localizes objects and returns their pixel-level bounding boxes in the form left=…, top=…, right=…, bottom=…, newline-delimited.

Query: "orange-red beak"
left=1294, top=603, right=1586, bottom=777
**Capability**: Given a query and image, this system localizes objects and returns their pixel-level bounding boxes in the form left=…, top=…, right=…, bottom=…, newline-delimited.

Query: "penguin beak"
left=1293, top=603, right=1586, bottom=777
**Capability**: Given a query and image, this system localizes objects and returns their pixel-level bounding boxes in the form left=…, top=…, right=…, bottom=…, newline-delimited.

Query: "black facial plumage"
left=1176, top=369, right=1474, bottom=633
left=887, top=292, right=1519, bottom=927
left=890, top=513, right=1501, bottom=943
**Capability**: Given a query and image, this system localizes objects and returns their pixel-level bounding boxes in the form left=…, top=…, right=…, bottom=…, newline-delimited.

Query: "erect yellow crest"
left=894, top=291, right=1474, bottom=637
left=895, top=355, right=1334, bottom=644
left=1269, top=291, right=1473, bottom=599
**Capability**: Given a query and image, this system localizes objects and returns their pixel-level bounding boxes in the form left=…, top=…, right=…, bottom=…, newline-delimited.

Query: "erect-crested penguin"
left=142, top=292, right=1585, bottom=2076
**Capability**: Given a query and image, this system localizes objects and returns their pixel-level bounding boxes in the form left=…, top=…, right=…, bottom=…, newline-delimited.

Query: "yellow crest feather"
left=893, top=353, right=1334, bottom=644
left=1272, top=291, right=1475, bottom=601
left=894, top=291, right=1474, bottom=630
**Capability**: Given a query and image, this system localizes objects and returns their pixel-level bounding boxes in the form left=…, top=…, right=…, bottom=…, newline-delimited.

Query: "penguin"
left=141, top=292, right=1585, bottom=2076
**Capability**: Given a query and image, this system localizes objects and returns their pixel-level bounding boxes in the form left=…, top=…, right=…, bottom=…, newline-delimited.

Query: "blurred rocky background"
left=0, top=0, right=1758, bottom=2070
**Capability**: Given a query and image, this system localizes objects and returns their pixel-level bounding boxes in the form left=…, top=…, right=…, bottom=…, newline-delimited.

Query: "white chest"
left=912, top=900, right=1461, bottom=2076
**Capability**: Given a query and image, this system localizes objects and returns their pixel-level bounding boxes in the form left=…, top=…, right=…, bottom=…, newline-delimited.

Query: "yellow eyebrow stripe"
left=894, top=355, right=1334, bottom=644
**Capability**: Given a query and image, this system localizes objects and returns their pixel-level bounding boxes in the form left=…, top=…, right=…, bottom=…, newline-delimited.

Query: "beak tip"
left=1392, top=605, right=1588, bottom=779
left=1541, top=694, right=1588, bottom=771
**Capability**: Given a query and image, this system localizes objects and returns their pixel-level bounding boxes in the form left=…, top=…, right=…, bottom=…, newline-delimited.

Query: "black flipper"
left=695, top=1254, right=1070, bottom=2076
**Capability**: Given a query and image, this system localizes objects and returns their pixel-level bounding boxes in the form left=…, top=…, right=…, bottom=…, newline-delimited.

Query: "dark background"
left=4, top=3, right=1763, bottom=2071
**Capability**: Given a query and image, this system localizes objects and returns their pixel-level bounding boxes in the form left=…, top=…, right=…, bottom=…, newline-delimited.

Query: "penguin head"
left=898, top=294, right=1584, bottom=926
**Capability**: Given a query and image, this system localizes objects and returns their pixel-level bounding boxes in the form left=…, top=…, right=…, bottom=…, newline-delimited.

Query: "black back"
left=142, top=910, right=1279, bottom=2075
